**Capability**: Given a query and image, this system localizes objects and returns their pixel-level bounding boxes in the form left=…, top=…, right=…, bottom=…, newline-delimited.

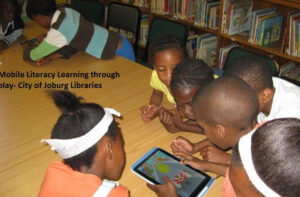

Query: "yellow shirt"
left=150, top=70, right=175, bottom=104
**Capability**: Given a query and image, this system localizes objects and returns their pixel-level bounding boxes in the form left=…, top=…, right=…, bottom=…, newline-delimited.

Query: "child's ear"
left=261, top=88, right=274, bottom=104
left=105, top=143, right=113, bottom=160
left=215, top=124, right=226, bottom=139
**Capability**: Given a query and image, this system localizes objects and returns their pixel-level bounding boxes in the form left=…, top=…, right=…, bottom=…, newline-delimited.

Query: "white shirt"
left=257, top=77, right=300, bottom=123
left=0, top=21, right=23, bottom=45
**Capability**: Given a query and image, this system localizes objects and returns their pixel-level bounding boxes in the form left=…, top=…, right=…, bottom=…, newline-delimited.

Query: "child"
left=225, top=55, right=300, bottom=123
left=171, top=75, right=259, bottom=176
left=159, top=58, right=214, bottom=133
left=23, top=0, right=135, bottom=66
left=140, top=35, right=186, bottom=123
left=39, top=90, right=128, bottom=197
left=227, top=118, right=300, bottom=197
left=0, top=0, right=24, bottom=51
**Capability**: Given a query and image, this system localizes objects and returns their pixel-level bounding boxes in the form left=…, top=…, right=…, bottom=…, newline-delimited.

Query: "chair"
left=71, top=0, right=105, bottom=26
left=143, top=17, right=189, bottom=62
left=106, top=2, right=141, bottom=55
left=223, top=47, right=279, bottom=76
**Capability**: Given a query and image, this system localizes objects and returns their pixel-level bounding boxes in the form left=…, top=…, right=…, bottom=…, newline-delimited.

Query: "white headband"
left=238, top=130, right=281, bottom=197
left=41, top=108, right=121, bottom=159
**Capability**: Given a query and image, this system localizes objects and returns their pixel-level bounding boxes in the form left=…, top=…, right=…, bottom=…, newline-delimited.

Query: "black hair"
left=192, top=74, right=258, bottom=131
left=0, top=0, right=18, bottom=17
left=26, top=0, right=57, bottom=19
left=232, top=118, right=300, bottom=197
left=225, top=55, right=273, bottom=94
left=170, top=58, right=214, bottom=93
left=48, top=90, right=118, bottom=171
left=148, top=35, right=187, bottom=64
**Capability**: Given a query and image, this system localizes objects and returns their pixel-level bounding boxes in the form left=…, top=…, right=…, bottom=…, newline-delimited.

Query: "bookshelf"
left=99, top=0, right=300, bottom=67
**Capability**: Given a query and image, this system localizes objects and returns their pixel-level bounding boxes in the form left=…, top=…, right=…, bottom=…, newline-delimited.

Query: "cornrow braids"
left=170, top=58, right=214, bottom=92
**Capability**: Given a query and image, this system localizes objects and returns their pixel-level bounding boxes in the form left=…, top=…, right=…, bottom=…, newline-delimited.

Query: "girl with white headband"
left=228, top=118, right=300, bottom=197
left=38, top=90, right=128, bottom=197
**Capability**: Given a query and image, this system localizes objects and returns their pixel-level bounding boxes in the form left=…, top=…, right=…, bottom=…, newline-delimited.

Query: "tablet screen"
left=133, top=148, right=212, bottom=197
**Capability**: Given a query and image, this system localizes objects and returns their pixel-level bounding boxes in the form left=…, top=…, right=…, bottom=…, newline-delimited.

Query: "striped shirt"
left=24, top=7, right=120, bottom=61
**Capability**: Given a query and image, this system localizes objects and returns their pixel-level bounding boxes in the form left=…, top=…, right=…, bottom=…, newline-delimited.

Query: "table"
left=0, top=21, right=223, bottom=197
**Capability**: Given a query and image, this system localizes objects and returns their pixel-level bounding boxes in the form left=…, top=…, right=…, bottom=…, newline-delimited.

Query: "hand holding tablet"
left=131, top=147, right=214, bottom=197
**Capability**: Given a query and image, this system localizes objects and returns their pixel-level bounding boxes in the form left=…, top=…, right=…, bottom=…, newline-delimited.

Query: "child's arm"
left=199, top=145, right=231, bottom=165
left=176, top=152, right=228, bottom=176
left=171, top=137, right=212, bottom=155
left=159, top=108, right=180, bottom=133
left=150, top=89, right=163, bottom=106
left=171, top=109, right=204, bottom=134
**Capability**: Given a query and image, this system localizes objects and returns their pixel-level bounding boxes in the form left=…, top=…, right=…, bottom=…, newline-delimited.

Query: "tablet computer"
left=131, top=147, right=214, bottom=197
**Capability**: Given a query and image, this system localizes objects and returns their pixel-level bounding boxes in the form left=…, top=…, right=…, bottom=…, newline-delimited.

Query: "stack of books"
left=150, top=0, right=220, bottom=29
left=139, top=15, right=149, bottom=46
left=279, top=62, right=300, bottom=82
left=133, top=0, right=149, bottom=8
left=285, top=11, right=300, bottom=58
left=248, top=7, right=283, bottom=47
left=186, top=33, right=217, bottom=67
left=194, top=0, right=220, bottom=29
left=222, top=0, right=253, bottom=36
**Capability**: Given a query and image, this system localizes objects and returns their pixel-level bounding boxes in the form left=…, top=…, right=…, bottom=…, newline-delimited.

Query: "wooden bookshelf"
left=102, top=0, right=300, bottom=66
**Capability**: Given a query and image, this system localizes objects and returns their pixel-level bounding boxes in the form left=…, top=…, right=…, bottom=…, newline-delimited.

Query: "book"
left=260, top=15, right=283, bottom=47
left=228, top=0, right=253, bottom=36
left=248, top=7, right=277, bottom=43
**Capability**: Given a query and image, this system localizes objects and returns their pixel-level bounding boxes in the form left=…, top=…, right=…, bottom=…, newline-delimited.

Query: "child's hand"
left=199, top=145, right=231, bottom=165
left=172, top=107, right=184, bottom=127
left=171, top=136, right=195, bottom=154
left=35, top=53, right=63, bottom=66
left=140, top=104, right=161, bottom=123
left=146, top=176, right=178, bottom=197
left=159, top=108, right=179, bottom=133
left=175, top=152, right=210, bottom=172
left=159, top=108, right=174, bottom=125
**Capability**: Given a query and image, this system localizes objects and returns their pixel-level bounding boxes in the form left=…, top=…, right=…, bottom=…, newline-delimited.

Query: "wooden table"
left=0, top=21, right=223, bottom=197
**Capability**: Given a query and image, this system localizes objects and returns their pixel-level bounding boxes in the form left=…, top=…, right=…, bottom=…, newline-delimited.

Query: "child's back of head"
left=49, top=90, right=118, bottom=171
left=225, top=55, right=273, bottom=94
left=230, top=118, right=300, bottom=197
left=170, top=58, right=214, bottom=120
left=170, top=58, right=214, bottom=92
left=39, top=90, right=128, bottom=197
left=192, top=74, right=258, bottom=149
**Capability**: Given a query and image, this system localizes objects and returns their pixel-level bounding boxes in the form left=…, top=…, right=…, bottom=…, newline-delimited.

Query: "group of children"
left=1, top=0, right=135, bottom=63
left=139, top=35, right=300, bottom=197
left=37, top=33, right=300, bottom=197
left=4, top=0, right=298, bottom=196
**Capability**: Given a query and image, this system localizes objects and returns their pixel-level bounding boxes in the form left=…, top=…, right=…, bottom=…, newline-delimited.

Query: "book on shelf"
left=285, top=11, right=300, bottom=57
left=222, top=0, right=253, bottom=36
left=139, top=14, right=149, bottom=46
left=248, top=7, right=277, bottom=43
left=248, top=7, right=283, bottom=47
left=186, top=33, right=217, bottom=66
left=150, top=0, right=220, bottom=30
left=259, top=15, right=283, bottom=47
left=279, top=62, right=300, bottom=82
left=218, top=44, right=239, bottom=69
left=133, top=0, right=149, bottom=8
